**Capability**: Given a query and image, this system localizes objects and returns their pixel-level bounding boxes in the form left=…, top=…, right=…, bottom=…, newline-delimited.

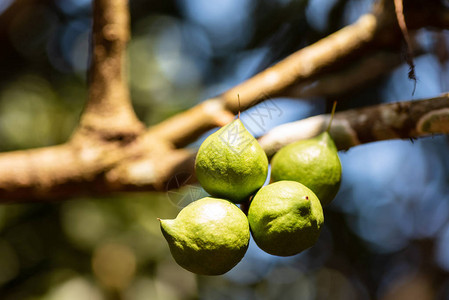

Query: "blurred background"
left=0, top=0, right=449, bottom=299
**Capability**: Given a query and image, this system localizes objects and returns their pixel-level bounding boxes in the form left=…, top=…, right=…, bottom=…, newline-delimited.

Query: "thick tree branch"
left=286, top=50, right=404, bottom=99
left=259, top=94, right=449, bottom=157
left=217, top=0, right=449, bottom=112
left=222, top=14, right=380, bottom=112
left=75, top=0, right=144, bottom=140
left=0, top=143, right=109, bottom=201
left=0, top=94, right=447, bottom=201
left=150, top=14, right=382, bottom=148
left=147, top=99, right=235, bottom=148
left=0, top=136, right=148, bottom=201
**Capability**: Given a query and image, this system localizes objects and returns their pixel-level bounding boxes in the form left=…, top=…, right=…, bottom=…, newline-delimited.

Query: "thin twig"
left=394, top=0, right=417, bottom=94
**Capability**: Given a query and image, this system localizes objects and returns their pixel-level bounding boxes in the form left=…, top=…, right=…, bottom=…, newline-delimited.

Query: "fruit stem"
left=237, top=94, right=241, bottom=119
left=326, top=101, right=337, bottom=133
left=239, top=200, right=250, bottom=216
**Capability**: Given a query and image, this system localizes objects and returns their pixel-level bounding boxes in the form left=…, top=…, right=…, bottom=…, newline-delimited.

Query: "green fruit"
left=195, top=119, right=268, bottom=203
left=248, top=181, right=324, bottom=256
left=270, top=132, right=342, bottom=206
left=159, top=197, right=250, bottom=275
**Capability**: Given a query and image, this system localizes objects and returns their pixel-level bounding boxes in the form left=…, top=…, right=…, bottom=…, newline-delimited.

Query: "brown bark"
left=74, top=0, right=145, bottom=140
left=259, top=94, right=449, bottom=157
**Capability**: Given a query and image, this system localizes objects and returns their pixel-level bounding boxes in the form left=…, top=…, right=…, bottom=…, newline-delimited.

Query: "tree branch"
left=147, top=99, right=235, bottom=148
left=0, top=94, right=447, bottom=201
left=222, top=14, right=380, bottom=112
left=74, top=0, right=144, bottom=140
left=259, top=94, right=449, bottom=157
left=285, top=50, right=404, bottom=99
left=149, top=13, right=383, bottom=148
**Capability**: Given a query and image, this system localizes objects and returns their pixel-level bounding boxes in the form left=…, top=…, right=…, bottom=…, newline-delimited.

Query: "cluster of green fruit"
left=159, top=118, right=341, bottom=275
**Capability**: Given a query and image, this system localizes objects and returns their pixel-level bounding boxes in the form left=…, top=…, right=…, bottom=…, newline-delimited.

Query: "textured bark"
left=75, top=0, right=144, bottom=140
left=286, top=50, right=405, bottom=99
left=259, top=94, right=449, bottom=157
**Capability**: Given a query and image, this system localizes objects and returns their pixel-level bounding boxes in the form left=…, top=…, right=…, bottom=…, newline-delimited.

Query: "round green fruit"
left=195, top=119, right=268, bottom=203
left=270, top=132, right=342, bottom=206
left=159, top=197, right=250, bottom=275
left=248, top=181, right=324, bottom=256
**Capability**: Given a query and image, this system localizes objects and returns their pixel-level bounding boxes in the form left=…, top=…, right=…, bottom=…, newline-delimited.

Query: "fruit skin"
left=159, top=197, right=250, bottom=275
left=270, top=132, right=342, bottom=206
left=248, top=181, right=324, bottom=256
left=195, top=119, right=268, bottom=203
